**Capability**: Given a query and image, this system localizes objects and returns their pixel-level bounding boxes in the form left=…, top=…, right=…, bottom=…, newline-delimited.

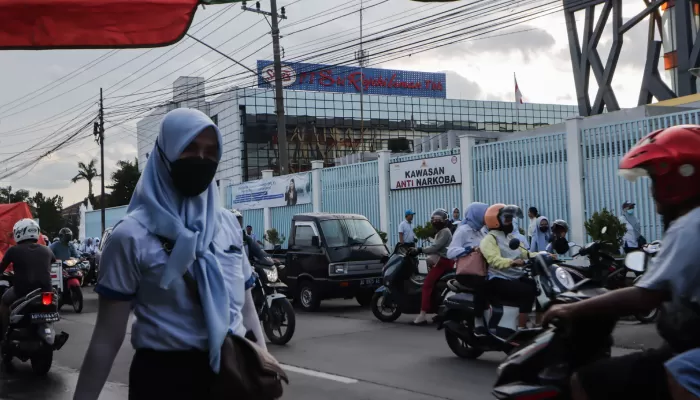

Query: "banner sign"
left=257, top=60, right=446, bottom=98
left=232, top=173, right=312, bottom=210
left=390, top=155, right=461, bottom=190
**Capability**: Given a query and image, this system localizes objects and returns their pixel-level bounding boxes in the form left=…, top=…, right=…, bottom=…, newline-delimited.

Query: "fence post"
left=262, top=169, right=274, bottom=250
left=377, top=149, right=391, bottom=234
left=565, top=117, right=586, bottom=246
left=311, top=160, right=323, bottom=213
left=459, top=134, right=477, bottom=210
left=218, top=178, right=231, bottom=209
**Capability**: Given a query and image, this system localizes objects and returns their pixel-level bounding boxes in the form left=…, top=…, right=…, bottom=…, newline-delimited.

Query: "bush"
left=375, top=229, right=388, bottom=244
left=264, top=228, right=286, bottom=247
left=413, top=221, right=435, bottom=246
left=584, top=208, right=626, bottom=254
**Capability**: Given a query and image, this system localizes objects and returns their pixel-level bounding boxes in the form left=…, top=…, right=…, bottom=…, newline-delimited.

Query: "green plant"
left=584, top=208, right=626, bottom=255
left=519, top=227, right=525, bottom=235
left=264, top=228, right=286, bottom=247
left=413, top=221, right=435, bottom=246
left=375, top=228, right=388, bottom=244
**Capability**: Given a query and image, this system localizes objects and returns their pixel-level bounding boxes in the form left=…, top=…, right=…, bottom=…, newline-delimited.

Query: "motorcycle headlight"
left=64, top=260, right=77, bottom=267
left=265, top=267, right=278, bottom=283
left=553, top=267, right=575, bottom=290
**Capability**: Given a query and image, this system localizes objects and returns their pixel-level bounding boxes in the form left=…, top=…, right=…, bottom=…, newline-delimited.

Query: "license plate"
left=67, top=268, right=80, bottom=273
left=360, top=278, right=381, bottom=286
left=30, top=312, right=59, bottom=323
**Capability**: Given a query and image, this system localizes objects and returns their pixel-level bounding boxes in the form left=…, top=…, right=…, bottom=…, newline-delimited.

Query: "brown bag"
left=455, top=250, right=487, bottom=277
left=159, top=236, right=289, bottom=400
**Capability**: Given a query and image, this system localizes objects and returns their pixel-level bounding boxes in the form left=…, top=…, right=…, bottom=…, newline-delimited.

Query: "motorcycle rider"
left=481, top=204, right=543, bottom=329
left=546, top=219, right=576, bottom=257
left=49, top=228, right=80, bottom=261
left=0, top=219, right=55, bottom=342
left=80, top=237, right=97, bottom=255
left=409, top=209, right=453, bottom=325
left=543, top=125, right=700, bottom=400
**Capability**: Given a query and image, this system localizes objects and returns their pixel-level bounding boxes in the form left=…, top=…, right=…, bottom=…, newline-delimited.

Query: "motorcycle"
left=370, top=244, right=456, bottom=322
left=492, top=272, right=626, bottom=399
left=435, top=247, right=577, bottom=359
left=57, top=259, right=84, bottom=313
left=0, top=287, right=69, bottom=375
left=251, top=254, right=295, bottom=345
left=626, top=242, right=662, bottom=323
left=79, top=253, right=97, bottom=287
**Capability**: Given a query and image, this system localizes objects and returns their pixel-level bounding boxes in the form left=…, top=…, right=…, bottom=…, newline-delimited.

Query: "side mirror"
left=311, top=236, right=320, bottom=247
left=624, top=251, right=646, bottom=272
left=601, top=226, right=608, bottom=234
left=508, top=238, right=521, bottom=250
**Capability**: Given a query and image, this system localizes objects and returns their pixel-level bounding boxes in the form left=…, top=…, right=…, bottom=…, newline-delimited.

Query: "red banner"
left=0, top=203, right=43, bottom=264
left=0, top=0, right=199, bottom=49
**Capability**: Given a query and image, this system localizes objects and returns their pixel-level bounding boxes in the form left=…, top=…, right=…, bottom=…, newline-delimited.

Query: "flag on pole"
left=514, top=73, right=524, bottom=104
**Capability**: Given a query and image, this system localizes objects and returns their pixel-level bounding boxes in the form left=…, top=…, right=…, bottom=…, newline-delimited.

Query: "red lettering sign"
left=296, top=69, right=443, bottom=92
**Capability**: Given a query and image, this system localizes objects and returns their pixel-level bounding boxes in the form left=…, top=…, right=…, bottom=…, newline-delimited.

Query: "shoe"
left=410, top=320, right=429, bottom=326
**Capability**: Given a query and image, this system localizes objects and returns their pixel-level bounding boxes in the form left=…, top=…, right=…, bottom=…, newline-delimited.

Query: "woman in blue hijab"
left=529, top=216, right=551, bottom=252
left=74, top=109, right=266, bottom=400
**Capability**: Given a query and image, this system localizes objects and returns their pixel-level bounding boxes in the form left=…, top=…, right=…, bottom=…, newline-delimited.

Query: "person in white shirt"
left=527, top=207, right=539, bottom=242
left=398, top=209, right=416, bottom=247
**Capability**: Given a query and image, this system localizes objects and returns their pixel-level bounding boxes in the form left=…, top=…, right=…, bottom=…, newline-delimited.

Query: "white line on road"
left=281, top=364, right=358, bottom=384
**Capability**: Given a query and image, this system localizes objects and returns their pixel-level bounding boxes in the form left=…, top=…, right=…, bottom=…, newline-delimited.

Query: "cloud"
left=443, top=70, right=483, bottom=99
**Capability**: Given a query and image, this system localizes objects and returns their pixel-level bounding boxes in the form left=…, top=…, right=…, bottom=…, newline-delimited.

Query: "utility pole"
left=354, top=0, right=368, bottom=152
left=94, top=88, right=106, bottom=234
left=242, top=1, right=289, bottom=175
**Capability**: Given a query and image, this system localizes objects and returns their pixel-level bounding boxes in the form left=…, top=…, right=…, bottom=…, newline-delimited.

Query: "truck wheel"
left=298, top=282, right=320, bottom=312
left=30, top=351, right=53, bottom=376
left=370, top=292, right=401, bottom=322
left=356, top=291, right=373, bottom=307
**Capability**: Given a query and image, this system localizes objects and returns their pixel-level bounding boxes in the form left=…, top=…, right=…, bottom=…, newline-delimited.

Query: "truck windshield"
left=320, top=219, right=384, bottom=247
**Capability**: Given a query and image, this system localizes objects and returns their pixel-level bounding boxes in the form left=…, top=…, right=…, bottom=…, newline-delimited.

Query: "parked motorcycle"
left=0, top=284, right=69, bottom=375
left=57, top=259, right=84, bottom=313
left=435, top=249, right=577, bottom=359
left=80, top=253, right=97, bottom=287
left=251, top=255, right=296, bottom=345
left=370, top=244, right=456, bottom=322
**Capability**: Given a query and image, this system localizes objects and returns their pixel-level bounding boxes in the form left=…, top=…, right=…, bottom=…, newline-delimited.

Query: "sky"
left=0, top=0, right=663, bottom=206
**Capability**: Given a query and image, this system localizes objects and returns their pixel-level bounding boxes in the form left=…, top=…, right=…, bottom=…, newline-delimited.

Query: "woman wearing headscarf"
left=448, top=207, right=461, bottom=234
left=529, top=216, right=551, bottom=252
left=447, top=202, right=489, bottom=334
left=511, top=218, right=529, bottom=250
left=73, top=109, right=266, bottom=400
left=620, top=201, right=645, bottom=253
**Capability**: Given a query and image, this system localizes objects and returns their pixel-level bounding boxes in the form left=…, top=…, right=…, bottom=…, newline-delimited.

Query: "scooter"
left=251, top=255, right=296, bottom=345
left=1, top=288, right=69, bottom=375
left=626, top=243, right=662, bottom=323
left=435, top=245, right=577, bottom=360
left=57, top=259, right=84, bottom=313
left=370, top=244, right=456, bottom=322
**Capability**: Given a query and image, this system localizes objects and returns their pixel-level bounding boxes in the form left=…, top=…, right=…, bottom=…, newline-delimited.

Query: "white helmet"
left=13, top=219, right=41, bottom=243
left=231, top=209, right=243, bottom=218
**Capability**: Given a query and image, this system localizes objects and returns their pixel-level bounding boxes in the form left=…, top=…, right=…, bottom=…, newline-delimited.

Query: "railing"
left=321, top=160, right=380, bottom=227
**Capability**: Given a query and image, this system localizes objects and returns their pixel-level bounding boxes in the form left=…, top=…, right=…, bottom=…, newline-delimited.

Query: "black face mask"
left=501, top=224, right=514, bottom=234
left=169, top=157, right=218, bottom=197
left=539, top=226, right=549, bottom=232
left=431, top=221, right=446, bottom=231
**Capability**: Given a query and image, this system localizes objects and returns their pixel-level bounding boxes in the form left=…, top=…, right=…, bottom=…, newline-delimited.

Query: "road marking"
left=280, top=364, right=358, bottom=384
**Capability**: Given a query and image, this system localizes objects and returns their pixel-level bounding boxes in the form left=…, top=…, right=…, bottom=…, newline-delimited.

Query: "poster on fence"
left=390, top=154, right=461, bottom=190
left=232, top=173, right=312, bottom=210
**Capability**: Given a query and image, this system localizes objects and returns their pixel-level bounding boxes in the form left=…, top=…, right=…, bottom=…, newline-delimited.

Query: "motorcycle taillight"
left=42, top=292, right=53, bottom=305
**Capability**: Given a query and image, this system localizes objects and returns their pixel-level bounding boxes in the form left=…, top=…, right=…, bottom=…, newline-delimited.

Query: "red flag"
left=514, top=73, right=524, bottom=104
left=0, top=0, right=200, bottom=49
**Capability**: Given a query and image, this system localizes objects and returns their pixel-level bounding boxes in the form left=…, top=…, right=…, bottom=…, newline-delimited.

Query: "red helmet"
left=619, top=125, right=700, bottom=205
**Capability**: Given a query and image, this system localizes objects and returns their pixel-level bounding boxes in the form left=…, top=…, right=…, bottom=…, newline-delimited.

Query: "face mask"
left=170, top=157, right=218, bottom=197
left=431, top=220, right=446, bottom=231
left=501, top=224, right=514, bottom=234
left=539, top=226, right=549, bottom=232
left=626, top=209, right=634, bottom=215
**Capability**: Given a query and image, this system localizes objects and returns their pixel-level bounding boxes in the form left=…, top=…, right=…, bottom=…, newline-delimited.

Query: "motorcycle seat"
left=447, top=279, right=474, bottom=293
left=9, top=288, right=41, bottom=311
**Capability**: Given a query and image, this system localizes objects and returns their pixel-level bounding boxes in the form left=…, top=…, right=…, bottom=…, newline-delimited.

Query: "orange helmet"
left=619, top=125, right=700, bottom=206
left=484, top=203, right=521, bottom=230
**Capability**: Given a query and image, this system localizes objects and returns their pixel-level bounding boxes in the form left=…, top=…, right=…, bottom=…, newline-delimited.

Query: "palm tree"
left=71, top=159, right=100, bottom=199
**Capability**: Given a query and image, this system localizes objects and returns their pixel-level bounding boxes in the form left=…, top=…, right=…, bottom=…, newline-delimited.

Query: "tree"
left=31, top=192, right=64, bottom=238
left=264, top=229, right=286, bottom=248
left=584, top=208, right=626, bottom=255
left=107, top=158, right=140, bottom=207
left=0, top=186, right=30, bottom=203
left=413, top=221, right=435, bottom=247
left=71, top=159, right=100, bottom=201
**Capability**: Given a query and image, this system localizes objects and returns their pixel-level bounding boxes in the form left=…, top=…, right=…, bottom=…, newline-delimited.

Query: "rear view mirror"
left=508, top=238, right=521, bottom=250
left=624, top=251, right=646, bottom=273
left=311, top=236, right=320, bottom=247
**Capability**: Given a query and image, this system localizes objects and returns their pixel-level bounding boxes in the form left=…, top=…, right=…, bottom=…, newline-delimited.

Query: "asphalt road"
left=0, top=291, right=663, bottom=400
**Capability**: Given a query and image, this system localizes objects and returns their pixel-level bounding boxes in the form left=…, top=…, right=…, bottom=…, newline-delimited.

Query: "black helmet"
left=552, top=220, right=569, bottom=232
left=59, top=227, right=73, bottom=243
left=505, top=205, right=524, bottom=219
left=431, top=208, right=449, bottom=222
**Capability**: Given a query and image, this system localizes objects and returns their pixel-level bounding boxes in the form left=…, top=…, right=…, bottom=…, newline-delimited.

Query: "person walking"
left=398, top=209, right=417, bottom=247
left=527, top=207, right=539, bottom=242
left=73, top=109, right=268, bottom=400
left=620, top=201, right=646, bottom=253
left=529, top=216, right=551, bottom=252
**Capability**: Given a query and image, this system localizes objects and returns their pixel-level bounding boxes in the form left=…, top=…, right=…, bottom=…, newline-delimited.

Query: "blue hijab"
left=512, top=219, right=529, bottom=250
left=462, top=202, right=488, bottom=230
left=530, top=216, right=551, bottom=252
left=127, top=108, right=228, bottom=373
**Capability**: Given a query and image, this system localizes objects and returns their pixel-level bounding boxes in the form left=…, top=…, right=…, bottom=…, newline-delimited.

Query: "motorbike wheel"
left=370, top=292, right=401, bottom=322
left=71, top=287, right=84, bottom=313
left=263, top=299, right=296, bottom=345
left=444, top=329, right=484, bottom=359
left=30, top=351, right=53, bottom=376
left=634, top=307, right=660, bottom=324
